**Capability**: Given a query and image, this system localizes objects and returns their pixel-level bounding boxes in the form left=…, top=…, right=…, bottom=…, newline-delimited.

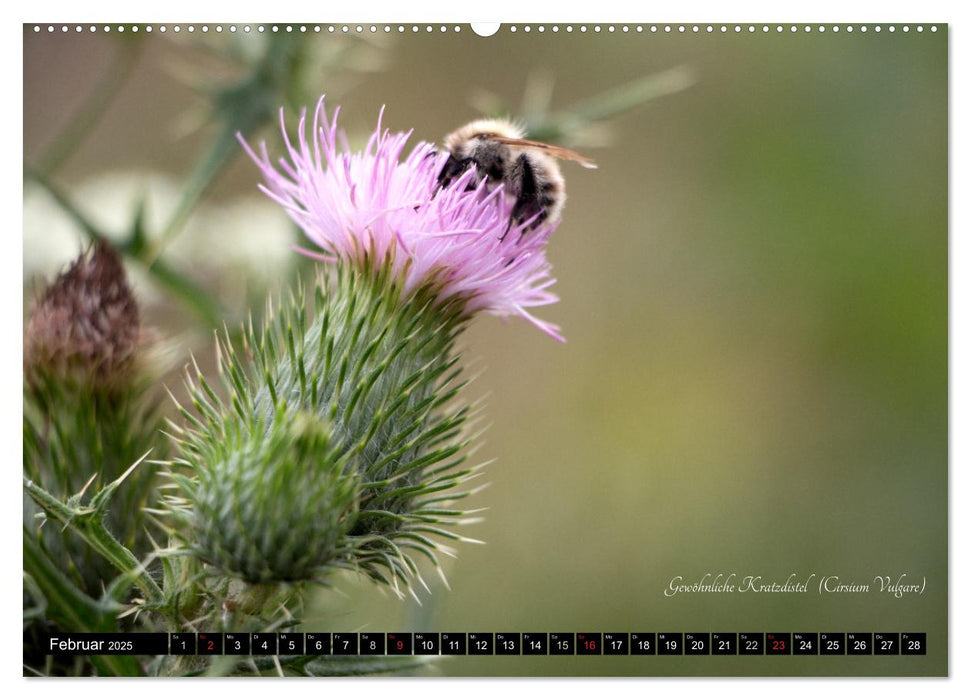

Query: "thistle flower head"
left=24, top=241, right=141, bottom=390
left=241, top=97, right=564, bottom=341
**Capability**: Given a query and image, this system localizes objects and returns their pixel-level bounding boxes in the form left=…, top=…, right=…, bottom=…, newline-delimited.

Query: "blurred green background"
left=23, top=24, right=947, bottom=676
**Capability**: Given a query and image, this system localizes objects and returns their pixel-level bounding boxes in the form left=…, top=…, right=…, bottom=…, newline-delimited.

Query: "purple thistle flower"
left=240, top=97, right=564, bottom=341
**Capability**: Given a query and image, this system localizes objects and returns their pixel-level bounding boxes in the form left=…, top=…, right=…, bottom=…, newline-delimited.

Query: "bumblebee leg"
left=438, top=156, right=477, bottom=188
left=500, top=218, right=514, bottom=243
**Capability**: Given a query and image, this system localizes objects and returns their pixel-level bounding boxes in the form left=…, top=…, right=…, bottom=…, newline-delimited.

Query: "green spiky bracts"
left=167, top=261, right=482, bottom=592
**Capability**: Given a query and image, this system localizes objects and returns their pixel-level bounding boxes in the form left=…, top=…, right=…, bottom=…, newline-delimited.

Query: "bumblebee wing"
left=491, top=136, right=598, bottom=169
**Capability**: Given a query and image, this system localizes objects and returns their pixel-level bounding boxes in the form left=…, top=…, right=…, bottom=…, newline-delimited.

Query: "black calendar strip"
left=43, top=632, right=927, bottom=656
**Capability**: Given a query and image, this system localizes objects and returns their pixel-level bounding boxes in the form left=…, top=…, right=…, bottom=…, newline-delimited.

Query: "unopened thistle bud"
left=24, top=240, right=140, bottom=393
left=176, top=409, right=358, bottom=583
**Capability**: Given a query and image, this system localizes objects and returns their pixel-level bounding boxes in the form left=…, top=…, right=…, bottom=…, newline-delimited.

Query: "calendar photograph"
left=21, top=21, right=947, bottom=677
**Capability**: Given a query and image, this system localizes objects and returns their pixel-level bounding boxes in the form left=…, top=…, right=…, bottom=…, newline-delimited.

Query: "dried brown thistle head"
left=24, top=241, right=141, bottom=390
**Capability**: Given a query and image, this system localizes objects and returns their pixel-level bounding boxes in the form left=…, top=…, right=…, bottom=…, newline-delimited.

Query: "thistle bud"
left=183, top=409, right=359, bottom=583
left=24, top=241, right=141, bottom=392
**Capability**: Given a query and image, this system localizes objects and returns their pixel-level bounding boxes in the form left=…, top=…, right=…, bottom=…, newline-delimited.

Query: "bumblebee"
left=440, top=119, right=596, bottom=236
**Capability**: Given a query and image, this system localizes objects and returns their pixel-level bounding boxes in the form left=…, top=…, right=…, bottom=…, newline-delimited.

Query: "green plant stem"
left=24, top=477, right=164, bottom=604
left=150, top=127, right=238, bottom=261
left=237, top=582, right=281, bottom=616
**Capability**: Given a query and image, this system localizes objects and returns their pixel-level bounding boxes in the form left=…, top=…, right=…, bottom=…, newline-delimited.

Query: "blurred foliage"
left=25, top=31, right=392, bottom=328
left=470, top=64, right=696, bottom=146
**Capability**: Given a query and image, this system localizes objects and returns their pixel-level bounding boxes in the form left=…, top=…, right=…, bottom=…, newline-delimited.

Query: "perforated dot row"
left=30, top=24, right=463, bottom=34
left=507, top=24, right=937, bottom=33
left=30, top=24, right=940, bottom=35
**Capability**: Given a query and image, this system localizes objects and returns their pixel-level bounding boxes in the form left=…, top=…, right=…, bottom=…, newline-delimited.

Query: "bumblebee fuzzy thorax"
left=441, top=118, right=567, bottom=229
left=443, top=119, right=526, bottom=153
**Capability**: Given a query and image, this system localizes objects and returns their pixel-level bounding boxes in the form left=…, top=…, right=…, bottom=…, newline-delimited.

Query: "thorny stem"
left=23, top=476, right=164, bottom=604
